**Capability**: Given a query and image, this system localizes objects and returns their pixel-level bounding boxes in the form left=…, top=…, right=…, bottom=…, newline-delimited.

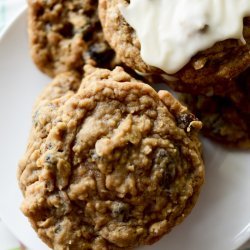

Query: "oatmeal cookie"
left=181, top=94, right=250, bottom=148
left=28, top=0, right=119, bottom=77
left=18, top=66, right=204, bottom=250
left=99, top=0, right=250, bottom=95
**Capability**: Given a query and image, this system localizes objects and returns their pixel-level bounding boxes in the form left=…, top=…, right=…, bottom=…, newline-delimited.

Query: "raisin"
left=176, top=113, right=197, bottom=130
left=83, top=9, right=96, bottom=17
left=86, top=43, right=115, bottom=67
left=81, top=23, right=94, bottom=41
left=154, top=149, right=176, bottom=189
left=59, top=22, right=74, bottom=38
left=36, top=6, right=44, bottom=17
left=111, top=202, right=130, bottom=222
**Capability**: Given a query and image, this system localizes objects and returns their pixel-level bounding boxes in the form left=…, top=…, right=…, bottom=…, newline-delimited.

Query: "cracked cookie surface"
left=18, top=66, right=204, bottom=250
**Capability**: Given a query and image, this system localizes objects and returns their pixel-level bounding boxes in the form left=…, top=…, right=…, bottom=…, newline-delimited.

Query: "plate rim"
left=0, top=5, right=27, bottom=43
left=0, top=6, right=37, bottom=248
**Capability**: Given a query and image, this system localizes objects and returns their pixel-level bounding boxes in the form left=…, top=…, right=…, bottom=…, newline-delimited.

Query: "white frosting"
left=120, top=0, right=250, bottom=74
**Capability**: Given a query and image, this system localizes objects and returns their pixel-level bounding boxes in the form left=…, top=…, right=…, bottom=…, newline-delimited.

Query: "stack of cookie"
left=99, top=0, right=250, bottom=149
left=17, top=0, right=249, bottom=249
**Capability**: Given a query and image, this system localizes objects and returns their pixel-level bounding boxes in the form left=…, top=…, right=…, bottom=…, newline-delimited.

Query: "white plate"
left=0, top=9, right=249, bottom=250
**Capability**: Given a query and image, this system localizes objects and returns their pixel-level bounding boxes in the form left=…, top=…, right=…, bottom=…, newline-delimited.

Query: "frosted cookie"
left=99, top=0, right=250, bottom=95
left=18, top=66, right=204, bottom=250
left=181, top=94, right=250, bottom=148
left=28, top=0, right=118, bottom=77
